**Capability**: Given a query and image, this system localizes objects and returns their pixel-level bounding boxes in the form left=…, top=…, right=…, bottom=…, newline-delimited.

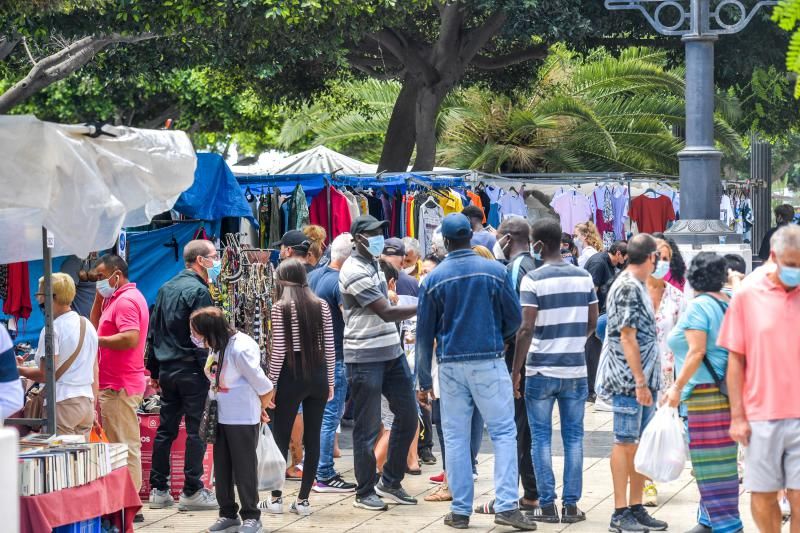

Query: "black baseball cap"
left=271, top=230, right=310, bottom=251
left=350, top=215, right=389, bottom=236
left=383, top=238, right=405, bottom=256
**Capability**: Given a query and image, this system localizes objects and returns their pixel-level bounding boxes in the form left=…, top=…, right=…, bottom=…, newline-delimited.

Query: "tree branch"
left=0, top=33, right=158, bottom=114
left=472, top=44, right=549, bottom=70
left=21, top=37, right=36, bottom=65
left=346, top=52, right=402, bottom=70
left=460, top=10, right=508, bottom=64
left=367, top=29, right=408, bottom=65
left=350, top=61, right=406, bottom=80
left=0, top=35, right=21, bottom=62
left=435, top=1, right=466, bottom=57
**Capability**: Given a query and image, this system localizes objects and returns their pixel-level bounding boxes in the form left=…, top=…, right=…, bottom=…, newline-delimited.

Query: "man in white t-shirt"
left=18, top=273, right=98, bottom=436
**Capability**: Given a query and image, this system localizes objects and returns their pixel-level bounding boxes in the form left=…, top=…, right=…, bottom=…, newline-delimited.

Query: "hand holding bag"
left=634, top=406, right=687, bottom=482
left=256, top=423, right=286, bottom=491
left=199, top=348, right=224, bottom=444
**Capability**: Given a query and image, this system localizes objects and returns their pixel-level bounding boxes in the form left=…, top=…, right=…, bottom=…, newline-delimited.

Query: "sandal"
left=643, top=482, right=658, bottom=507
left=424, top=483, right=453, bottom=502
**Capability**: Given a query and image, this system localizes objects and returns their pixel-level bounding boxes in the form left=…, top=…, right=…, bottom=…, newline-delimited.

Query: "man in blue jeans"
left=339, top=215, right=418, bottom=511
left=309, top=233, right=357, bottom=493
left=416, top=213, right=535, bottom=531
left=512, top=219, right=598, bottom=524
left=595, top=233, right=669, bottom=533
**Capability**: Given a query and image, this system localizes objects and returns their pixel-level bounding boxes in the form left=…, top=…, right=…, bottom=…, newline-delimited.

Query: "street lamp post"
left=605, top=0, right=776, bottom=244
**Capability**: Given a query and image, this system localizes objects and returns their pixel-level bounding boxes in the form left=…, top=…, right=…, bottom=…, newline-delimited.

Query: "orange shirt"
left=718, top=272, right=800, bottom=421
left=466, top=191, right=486, bottom=223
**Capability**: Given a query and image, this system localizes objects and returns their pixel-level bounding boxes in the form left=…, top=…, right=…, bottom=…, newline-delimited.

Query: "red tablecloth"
left=20, top=467, right=142, bottom=533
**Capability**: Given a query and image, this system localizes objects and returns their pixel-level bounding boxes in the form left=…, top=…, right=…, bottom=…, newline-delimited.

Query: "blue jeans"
left=316, top=360, right=348, bottom=481
left=346, top=357, right=417, bottom=497
left=525, top=374, right=588, bottom=506
left=432, top=398, right=483, bottom=472
left=611, top=391, right=657, bottom=444
left=439, top=358, right=518, bottom=517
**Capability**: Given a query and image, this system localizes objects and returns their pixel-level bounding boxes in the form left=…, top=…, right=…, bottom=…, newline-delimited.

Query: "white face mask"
left=402, top=265, right=416, bottom=274
left=493, top=240, right=508, bottom=260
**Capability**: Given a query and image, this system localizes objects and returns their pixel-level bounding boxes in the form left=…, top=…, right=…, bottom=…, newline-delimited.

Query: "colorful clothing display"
left=630, top=194, right=675, bottom=234
left=551, top=191, right=592, bottom=234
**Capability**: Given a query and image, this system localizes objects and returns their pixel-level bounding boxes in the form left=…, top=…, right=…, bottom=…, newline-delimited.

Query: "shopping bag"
left=256, top=423, right=286, bottom=491
left=89, top=424, right=110, bottom=443
left=634, top=406, right=686, bottom=483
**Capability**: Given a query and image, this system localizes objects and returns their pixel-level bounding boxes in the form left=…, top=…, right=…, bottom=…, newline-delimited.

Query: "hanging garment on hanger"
left=657, top=186, right=681, bottom=219
left=381, top=192, right=393, bottom=237
left=3, top=262, right=31, bottom=321
left=357, top=194, right=369, bottom=216
left=499, top=188, right=528, bottom=219
left=630, top=194, right=675, bottom=234
left=289, top=184, right=310, bottom=229
left=720, top=193, right=736, bottom=230
left=0, top=264, right=8, bottom=301
left=551, top=189, right=592, bottom=234
left=465, top=190, right=486, bottom=223
left=309, top=186, right=353, bottom=244
left=478, top=188, right=492, bottom=223
left=611, top=186, right=629, bottom=241
left=441, top=189, right=463, bottom=216
left=590, top=186, right=616, bottom=248
left=341, top=190, right=361, bottom=222
left=269, top=188, right=282, bottom=248
left=419, top=197, right=444, bottom=255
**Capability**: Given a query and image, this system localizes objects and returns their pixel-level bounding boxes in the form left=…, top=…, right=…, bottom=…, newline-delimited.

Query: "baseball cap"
left=382, top=238, right=405, bottom=256
left=271, top=230, right=309, bottom=251
left=440, top=213, right=473, bottom=240
left=350, top=215, right=389, bottom=236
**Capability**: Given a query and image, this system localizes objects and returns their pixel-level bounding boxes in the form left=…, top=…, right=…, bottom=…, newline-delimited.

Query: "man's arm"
left=414, top=286, right=437, bottom=393
left=620, top=326, right=652, bottom=406
left=89, top=292, right=102, bottom=329
left=513, top=307, right=537, bottom=398
left=587, top=302, right=599, bottom=336
left=99, top=330, right=139, bottom=350
left=366, top=298, right=416, bottom=322
left=727, top=350, right=750, bottom=445
left=500, top=271, right=522, bottom=340
left=98, top=298, right=141, bottom=350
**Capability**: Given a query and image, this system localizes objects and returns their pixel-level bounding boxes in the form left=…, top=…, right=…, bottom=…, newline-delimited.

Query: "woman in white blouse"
left=190, top=307, right=274, bottom=533
left=574, top=221, right=603, bottom=268
left=18, top=273, right=98, bottom=437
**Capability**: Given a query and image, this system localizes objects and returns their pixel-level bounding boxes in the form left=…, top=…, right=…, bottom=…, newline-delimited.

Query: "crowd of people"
left=3, top=201, right=800, bottom=533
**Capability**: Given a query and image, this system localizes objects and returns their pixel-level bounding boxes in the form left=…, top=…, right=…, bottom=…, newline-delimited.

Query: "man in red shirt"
left=90, top=254, right=149, bottom=497
left=719, top=224, right=800, bottom=532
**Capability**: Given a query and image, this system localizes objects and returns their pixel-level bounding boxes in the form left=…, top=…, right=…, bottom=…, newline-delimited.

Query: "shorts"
left=381, top=395, right=394, bottom=431
left=744, top=418, right=800, bottom=492
left=612, top=391, right=657, bottom=444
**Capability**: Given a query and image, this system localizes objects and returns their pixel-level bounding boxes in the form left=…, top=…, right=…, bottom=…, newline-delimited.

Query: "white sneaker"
left=149, top=488, right=175, bottom=509
left=178, top=488, right=219, bottom=511
left=594, top=397, right=614, bottom=412
left=258, top=497, right=283, bottom=514
left=291, top=499, right=312, bottom=516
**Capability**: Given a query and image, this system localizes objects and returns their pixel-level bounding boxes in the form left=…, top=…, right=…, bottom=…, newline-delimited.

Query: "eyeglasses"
left=203, top=254, right=220, bottom=261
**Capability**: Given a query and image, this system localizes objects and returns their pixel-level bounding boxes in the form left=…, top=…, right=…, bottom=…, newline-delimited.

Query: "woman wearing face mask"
left=574, top=222, right=603, bottom=268
left=561, top=233, right=578, bottom=266
left=190, top=307, right=274, bottom=533
left=642, top=238, right=686, bottom=507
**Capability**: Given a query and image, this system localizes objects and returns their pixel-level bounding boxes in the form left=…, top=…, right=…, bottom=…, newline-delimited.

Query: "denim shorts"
left=612, top=392, right=657, bottom=444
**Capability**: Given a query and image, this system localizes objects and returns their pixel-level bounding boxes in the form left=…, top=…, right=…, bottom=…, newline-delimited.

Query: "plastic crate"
left=52, top=517, right=101, bottom=533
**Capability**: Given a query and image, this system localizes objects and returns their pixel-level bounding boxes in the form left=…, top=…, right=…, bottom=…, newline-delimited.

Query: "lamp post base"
left=664, top=219, right=742, bottom=246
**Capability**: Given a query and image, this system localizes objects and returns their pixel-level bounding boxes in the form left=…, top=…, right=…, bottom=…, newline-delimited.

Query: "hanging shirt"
left=2, top=262, right=31, bottom=321
left=309, top=187, right=353, bottom=244
left=630, top=194, right=675, bottom=234
left=442, top=189, right=464, bottom=216
left=590, top=187, right=616, bottom=249
left=657, top=187, right=681, bottom=219
left=342, top=190, right=361, bottom=222
left=466, top=191, right=486, bottom=223
left=720, top=194, right=736, bottom=229
left=419, top=197, right=444, bottom=255
left=478, top=190, right=492, bottom=223
left=499, top=190, right=528, bottom=219
left=611, top=186, right=629, bottom=240
left=289, top=184, right=310, bottom=229
left=551, top=191, right=592, bottom=234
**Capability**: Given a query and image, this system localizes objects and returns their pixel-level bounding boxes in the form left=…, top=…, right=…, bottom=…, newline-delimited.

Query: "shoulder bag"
left=23, top=317, right=87, bottom=421
left=698, top=295, right=729, bottom=397
left=199, top=347, right=224, bottom=444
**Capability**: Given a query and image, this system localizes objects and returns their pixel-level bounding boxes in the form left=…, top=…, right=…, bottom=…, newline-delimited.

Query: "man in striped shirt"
left=513, top=219, right=598, bottom=525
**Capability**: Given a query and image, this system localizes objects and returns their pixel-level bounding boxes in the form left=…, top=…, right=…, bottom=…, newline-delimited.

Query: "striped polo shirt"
left=520, top=262, right=597, bottom=378
left=339, top=251, right=403, bottom=363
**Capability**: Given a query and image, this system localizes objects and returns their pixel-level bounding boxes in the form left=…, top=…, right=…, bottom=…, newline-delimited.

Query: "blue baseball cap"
left=440, top=213, right=473, bottom=240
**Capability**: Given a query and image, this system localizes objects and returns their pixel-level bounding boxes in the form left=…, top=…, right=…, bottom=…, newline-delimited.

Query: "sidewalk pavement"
left=135, top=404, right=763, bottom=532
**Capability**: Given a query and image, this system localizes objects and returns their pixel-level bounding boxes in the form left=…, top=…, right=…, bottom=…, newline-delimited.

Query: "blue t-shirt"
left=0, top=325, right=18, bottom=383
left=308, top=266, right=345, bottom=360
left=667, top=295, right=729, bottom=400
left=470, top=230, right=497, bottom=251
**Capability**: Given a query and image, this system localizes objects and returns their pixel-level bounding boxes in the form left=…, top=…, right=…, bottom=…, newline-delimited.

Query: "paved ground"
left=136, top=405, right=769, bottom=532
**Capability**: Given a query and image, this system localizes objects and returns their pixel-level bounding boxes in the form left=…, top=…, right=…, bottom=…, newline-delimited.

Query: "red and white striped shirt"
left=269, top=300, right=335, bottom=387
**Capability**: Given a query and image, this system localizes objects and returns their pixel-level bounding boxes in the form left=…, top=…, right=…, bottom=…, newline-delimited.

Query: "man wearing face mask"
left=719, top=224, right=800, bottom=533
left=339, top=215, right=418, bottom=511
left=273, top=229, right=314, bottom=272
left=145, top=240, right=219, bottom=512
left=90, top=254, right=150, bottom=501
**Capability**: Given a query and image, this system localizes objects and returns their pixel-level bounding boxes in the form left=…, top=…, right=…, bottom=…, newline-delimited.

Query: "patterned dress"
left=653, top=282, right=686, bottom=391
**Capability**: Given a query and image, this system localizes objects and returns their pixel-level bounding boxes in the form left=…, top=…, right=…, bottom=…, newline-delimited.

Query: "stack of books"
left=18, top=434, right=129, bottom=496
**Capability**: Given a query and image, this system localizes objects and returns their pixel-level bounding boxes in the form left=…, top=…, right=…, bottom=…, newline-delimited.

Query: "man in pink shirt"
left=719, top=224, right=800, bottom=533
left=90, top=254, right=149, bottom=498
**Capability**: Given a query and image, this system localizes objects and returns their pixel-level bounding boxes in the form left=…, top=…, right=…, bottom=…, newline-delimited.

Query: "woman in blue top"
left=665, top=252, right=742, bottom=533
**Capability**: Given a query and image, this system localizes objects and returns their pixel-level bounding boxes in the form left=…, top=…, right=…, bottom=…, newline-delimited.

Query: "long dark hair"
left=275, top=259, right=325, bottom=378
left=653, top=233, right=686, bottom=283
left=190, top=307, right=235, bottom=354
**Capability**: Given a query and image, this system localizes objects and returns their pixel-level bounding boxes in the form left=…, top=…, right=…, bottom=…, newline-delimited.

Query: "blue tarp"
left=174, top=153, right=257, bottom=225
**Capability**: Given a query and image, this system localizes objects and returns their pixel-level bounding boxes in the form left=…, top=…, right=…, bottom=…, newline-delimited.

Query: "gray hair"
left=771, top=224, right=800, bottom=256
left=330, top=232, right=354, bottom=263
left=184, top=239, right=214, bottom=266
left=402, top=237, right=421, bottom=256
left=430, top=233, right=446, bottom=259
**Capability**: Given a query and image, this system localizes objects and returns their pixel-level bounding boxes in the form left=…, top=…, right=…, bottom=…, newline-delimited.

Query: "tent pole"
left=42, top=227, right=57, bottom=435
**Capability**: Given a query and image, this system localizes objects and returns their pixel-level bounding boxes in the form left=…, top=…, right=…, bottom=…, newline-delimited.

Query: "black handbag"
left=699, top=295, right=729, bottom=398
left=199, top=348, right=224, bottom=444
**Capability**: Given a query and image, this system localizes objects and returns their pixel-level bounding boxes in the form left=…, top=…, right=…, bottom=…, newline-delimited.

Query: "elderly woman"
left=665, top=253, right=742, bottom=533
left=18, top=273, right=98, bottom=436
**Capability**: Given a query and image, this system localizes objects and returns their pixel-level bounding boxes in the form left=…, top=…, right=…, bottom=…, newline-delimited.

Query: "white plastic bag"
left=634, top=406, right=687, bottom=483
left=256, top=424, right=286, bottom=491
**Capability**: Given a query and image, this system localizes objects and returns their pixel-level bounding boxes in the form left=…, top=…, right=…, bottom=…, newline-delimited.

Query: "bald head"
left=497, top=217, right=531, bottom=244
left=184, top=240, right=215, bottom=267
left=627, top=233, right=657, bottom=265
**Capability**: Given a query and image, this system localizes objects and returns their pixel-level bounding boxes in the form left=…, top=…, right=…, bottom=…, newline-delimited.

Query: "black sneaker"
left=375, top=480, right=418, bottom=505
left=444, top=512, right=470, bottom=529
left=528, top=503, right=559, bottom=523
left=561, top=503, right=586, bottom=524
left=353, top=494, right=388, bottom=511
left=419, top=448, right=438, bottom=465
left=313, top=474, right=356, bottom=493
left=495, top=509, right=537, bottom=531
left=631, top=505, right=668, bottom=531
left=609, top=509, right=648, bottom=532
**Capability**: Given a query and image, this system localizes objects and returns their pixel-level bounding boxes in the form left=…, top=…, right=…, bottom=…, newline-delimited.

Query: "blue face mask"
left=531, top=241, right=543, bottom=262
left=206, top=260, right=222, bottom=283
left=652, top=260, right=670, bottom=280
left=96, top=272, right=119, bottom=299
left=366, top=235, right=385, bottom=258
left=778, top=263, right=800, bottom=288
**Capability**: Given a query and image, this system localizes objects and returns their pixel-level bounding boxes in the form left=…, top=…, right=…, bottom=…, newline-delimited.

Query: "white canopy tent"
left=0, top=115, right=196, bottom=435
left=234, top=145, right=378, bottom=176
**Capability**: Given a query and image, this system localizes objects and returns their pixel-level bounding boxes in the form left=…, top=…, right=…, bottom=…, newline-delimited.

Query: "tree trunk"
left=411, top=85, right=447, bottom=171
left=377, top=74, right=420, bottom=172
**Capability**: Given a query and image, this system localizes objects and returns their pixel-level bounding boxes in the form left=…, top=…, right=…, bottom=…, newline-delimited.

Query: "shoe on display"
left=443, top=512, right=470, bottom=529
left=179, top=488, right=219, bottom=511
left=375, top=480, right=418, bottom=505
left=237, top=518, right=263, bottom=533
left=353, top=494, right=388, bottom=511
left=643, top=482, right=658, bottom=507
left=313, top=474, right=356, bottom=493
left=528, top=502, right=559, bottom=523
left=207, top=517, right=241, bottom=532
left=429, top=472, right=445, bottom=484
left=149, top=488, right=175, bottom=509
left=290, top=499, right=312, bottom=516
left=561, top=503, right=586, bottom=524
left=631, top=505, right=668, bottom=531
left=495, top=509, right=537, bottom=531
left=258, top=497, right=283, bottom=514
left=609, top=509, right=648, bottom=532
left=419, top=448, right=437, bottom=465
